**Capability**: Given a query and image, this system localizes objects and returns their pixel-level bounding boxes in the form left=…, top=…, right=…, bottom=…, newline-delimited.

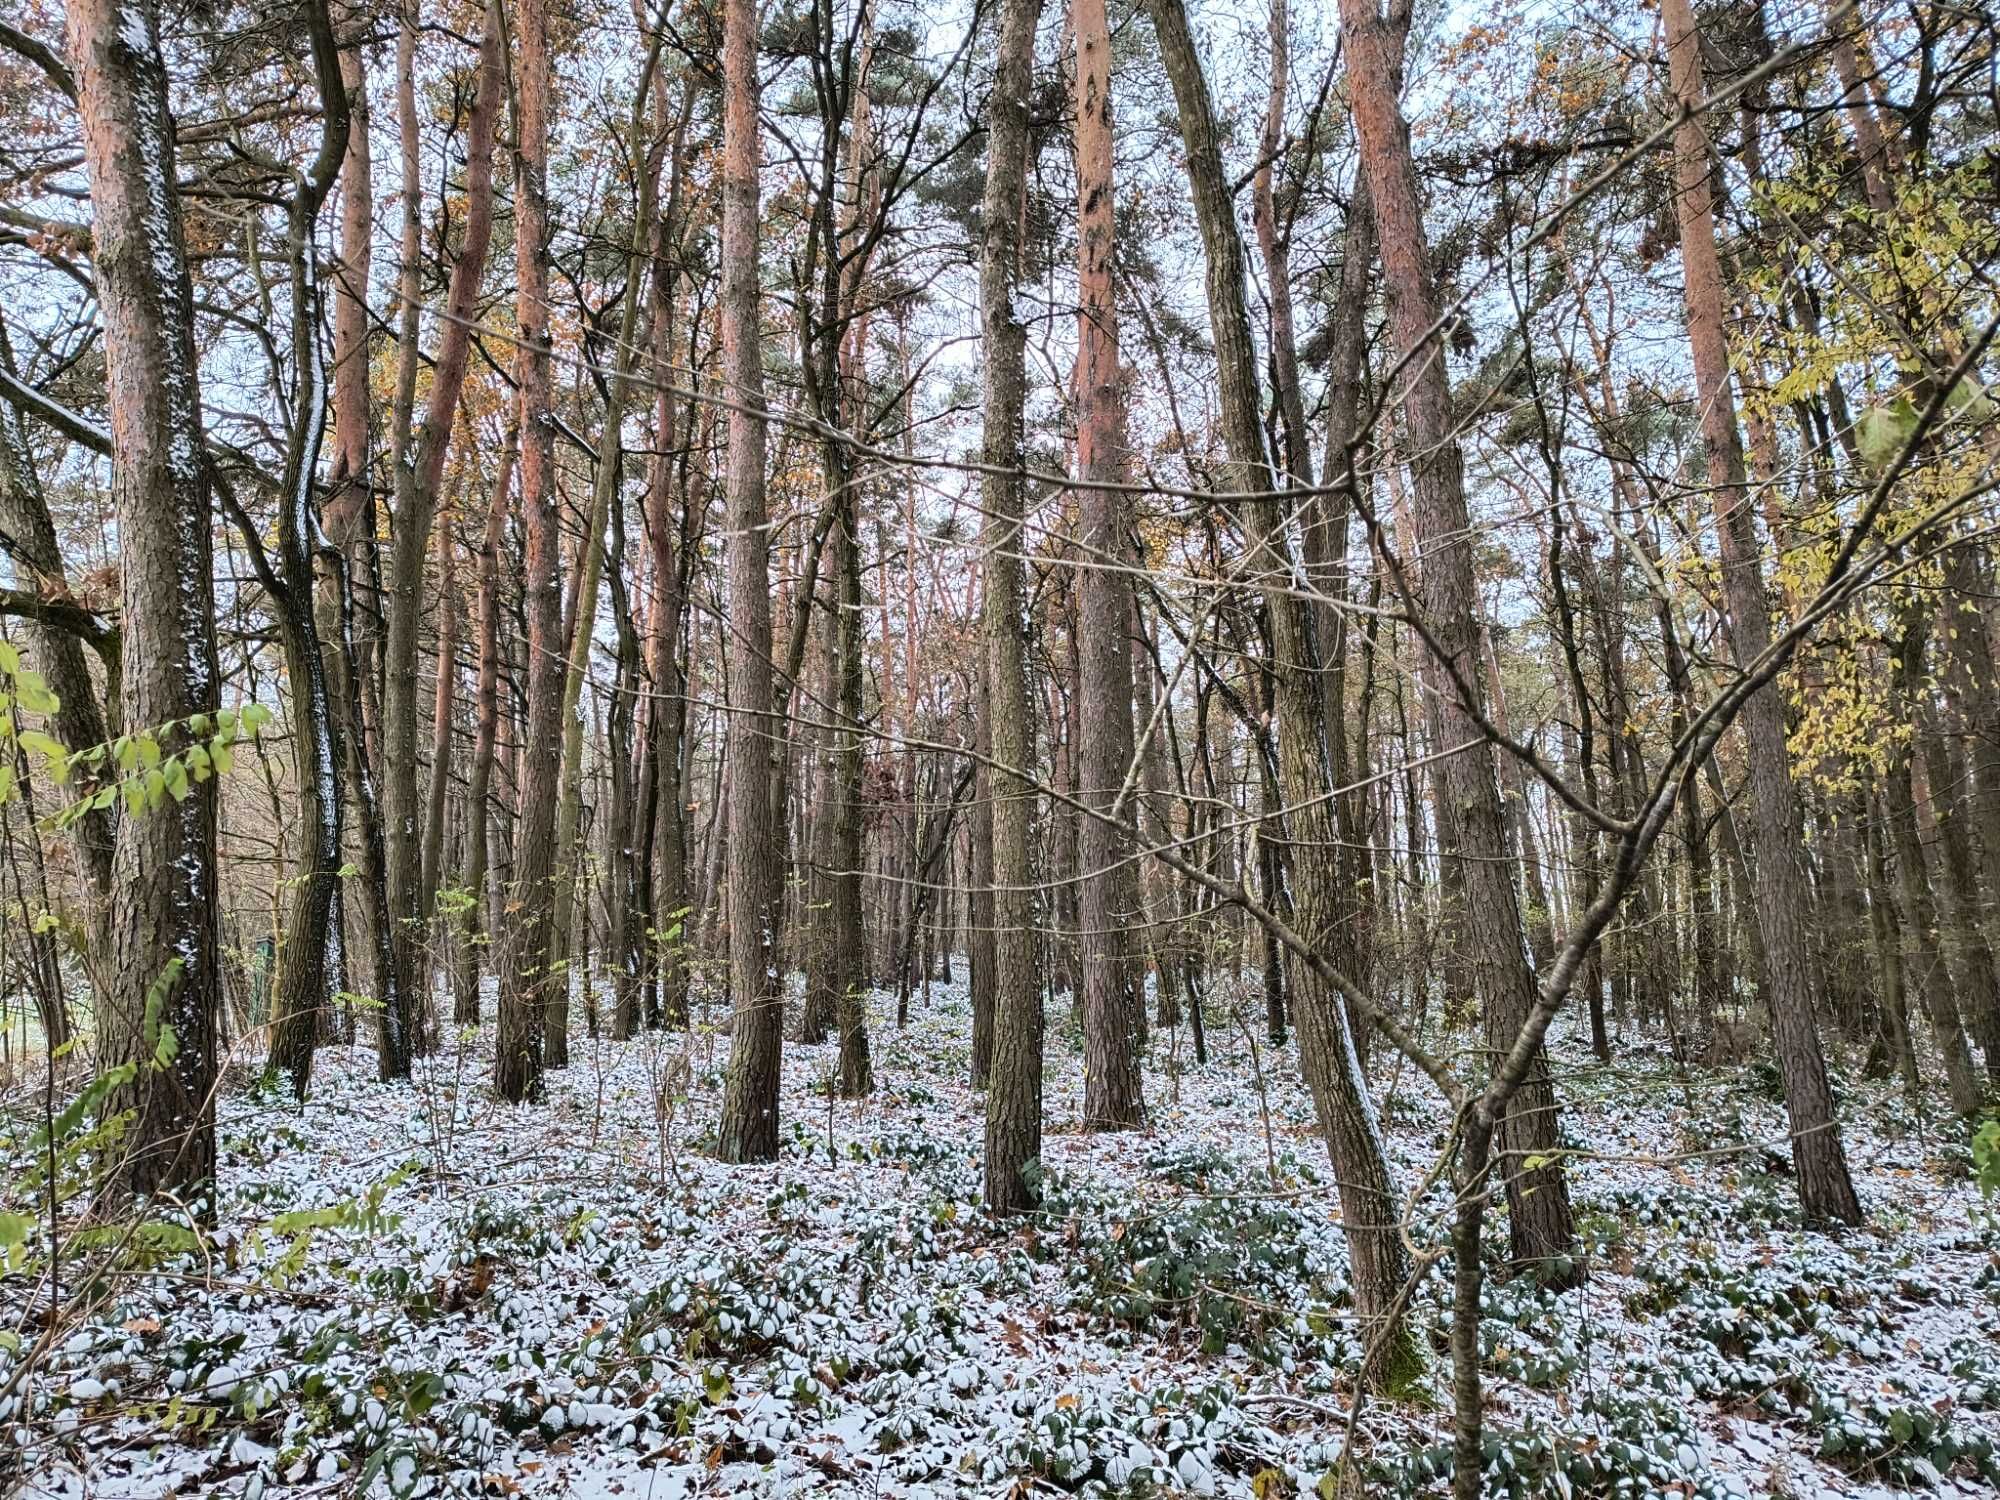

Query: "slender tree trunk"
left=1339, top=0, right=1581, bottom=1274
left=1483, top=625, right=1555, bottom=971
left=380, top=0, right=503, bottom=1077
left=1147, top=0, right=1420, bottom=1382
left=1863, top=790, right=1919, bottom=1094
left=1887, top=615, right=1982, bottom=1115
left=1916, top=692, right=2000, bottom=1082
left=497, top=0, right=559, bottom=1103
left=547, top=36, right=668, bottom=1066
left=457, top=431, right=515, bottom=1024
left=1132, top=599, right=1183, bottom=1031
left=1662, top=0, right=1860, bottom=1223
left=420, top=506, right=458, bottom=928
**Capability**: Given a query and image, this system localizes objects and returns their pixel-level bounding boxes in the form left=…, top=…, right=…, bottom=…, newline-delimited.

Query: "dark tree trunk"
left=496, top=0, right=558, bottom=1103
left=980, top=0, right=1047, bottom=1216
left=714, top=0, right=784, bottom=1161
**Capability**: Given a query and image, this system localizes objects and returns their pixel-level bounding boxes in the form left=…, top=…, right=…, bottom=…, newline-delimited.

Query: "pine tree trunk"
left=65, top=0, right=222, bottom=1201
left=1338, top=0, right=1581, bottom=1273
left=1071, top=0, right=1143, bottom=1129
left=1662, top=0, right=1860, bottom=1223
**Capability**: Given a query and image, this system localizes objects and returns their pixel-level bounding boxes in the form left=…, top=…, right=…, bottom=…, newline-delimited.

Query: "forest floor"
left=9, top=973, right=2000, bottom=1498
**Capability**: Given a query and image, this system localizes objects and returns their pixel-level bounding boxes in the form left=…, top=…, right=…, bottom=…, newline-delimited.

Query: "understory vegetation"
left=10, top=986, right=2000, bottom=1497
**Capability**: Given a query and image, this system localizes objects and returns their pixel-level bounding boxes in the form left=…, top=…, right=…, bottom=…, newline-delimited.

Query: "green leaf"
left=1856, top=395, right=1921, bottom=471
left=0, top=1209, right=32, bottom=1251
left=1944, top=377, right=1997, bottom=425
left=164, top=759, right=190, bottom=802
left=16, top=671, right=58, bottom=715
left=1973, top=1119, right=2000, bottom=1198
left=0, top=640, right=19, bottom=675
left=18, top=729, right=69, bottom=783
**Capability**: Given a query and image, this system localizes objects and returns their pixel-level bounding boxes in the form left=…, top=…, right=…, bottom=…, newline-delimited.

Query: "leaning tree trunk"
left=1663, top=0, right=1860, bottom=1223
left=1145, top=0, right=1421, bottom=1382
left=1337, top=0, right=1581, bottom=1277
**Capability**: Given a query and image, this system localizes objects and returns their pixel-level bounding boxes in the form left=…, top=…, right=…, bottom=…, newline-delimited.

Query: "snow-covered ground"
left=7, top=976, right=1999, bottom=1497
